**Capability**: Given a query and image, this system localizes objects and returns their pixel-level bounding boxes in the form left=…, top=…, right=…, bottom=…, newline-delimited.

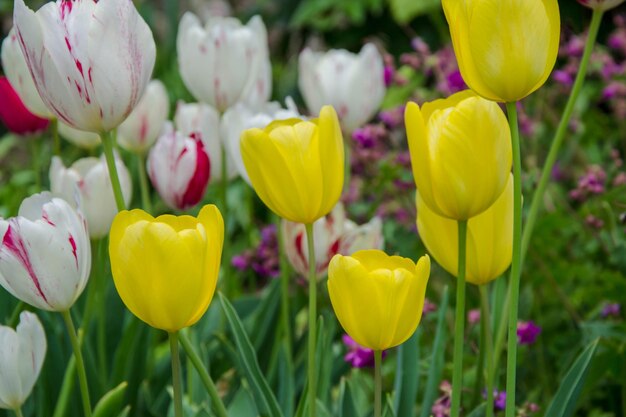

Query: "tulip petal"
left=317, top=106, right=345, bottom=218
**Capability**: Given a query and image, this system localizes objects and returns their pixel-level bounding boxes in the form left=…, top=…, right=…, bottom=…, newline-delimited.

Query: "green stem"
left=96, top=257, right=107, bottom=389
left=8, top=301, right=24, bottom=327
left=277, top=219, right=293, bottom=355
left=221, top=147, right=231, bottom=298
left=137, top=153, right=152, bottom=213
left=521, top=8, right=603, bottom=264
left=101, top=130, right=126, bottom=212
left=504, top=102, right=522, bottom=417
left=61, top=310, right=92, bottom=417
left=51, top=118, right=60, bottom=156
left=305, top=223, right=317, bottom=417
left=14, top=407, right=24, bottom=417
left=178, top=332, right=228, bottom=417
left=169, top=332, right=184, bottom=417
left=374, top=350, right=382, bottom=417
left=480, top=285, right=495, bottom=417
left=450, top=220, right=468, bottom=417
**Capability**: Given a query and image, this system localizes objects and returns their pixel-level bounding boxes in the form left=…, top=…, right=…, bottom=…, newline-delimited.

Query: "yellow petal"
left=317, top=105, right=344, bottom=218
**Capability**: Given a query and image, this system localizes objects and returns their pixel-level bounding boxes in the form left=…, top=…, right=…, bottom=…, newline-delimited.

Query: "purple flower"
left=585, top=214, right=604, bottom=230
left=431, top=381, right=452, bottom=417
left=232, top=254, right=250, bottom=271
left=342, top=334, right=386, bottom=368
left=423, top=298, right=437, bottom=316
left=494, top=390, right=507, bottom=411
left=383, top=65, right=395, bottom=87
left=553, top=70, right=573, bottom=87
left=468, top=309, right=481, bottom=325
left=601, top=303, right=621, bottom=318
left=517, top=321, right=541, bottom=345
left=232, top=224, right=280, bottom=279
left=446, top=70, right=466, bottom=93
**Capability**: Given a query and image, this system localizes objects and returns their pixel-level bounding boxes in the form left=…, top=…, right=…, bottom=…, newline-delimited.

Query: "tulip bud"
left=117, top=80, right=170, bottom=154
left=148, top=124, right=211, bottom=210
left=13, top=0, right=156, bottom=132
left=578, top=0, right=625, bottom=10
left=221, top=100, right=301, bottom=184
left=1, top=28, right=53, bottom=119
left=0, top=312, right=46, bottom=411
left=174, top=102, right=237, bottom=181
left=442, top=0, right=560, bottom=102
left=328, top=250, right=430, bottom=350
left=0, top=77, right=49, bottom=135
left=299, top=43, right=386, bottom=132
left=50, top=155, right=133, bottom=239
left=241, top=105, right=344, bottom=224
left=177, top=13, right=271, bottom=112
left=0, top=192, right=91, bottom=311
left=282, top=203, right=384, bottom=277
left=57, top=122, right=101, bottom=149
left=109, top=205, right=224, bottom=332
left=417, top=175, right=514, bottom=285
left=405, top=90, right=512, bottom=220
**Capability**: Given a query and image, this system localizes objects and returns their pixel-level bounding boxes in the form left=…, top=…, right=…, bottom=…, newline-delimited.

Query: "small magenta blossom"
left=467, top=309, right=481, bottom=326
left=342, top=334, right=387, bottom=368
left=232, top=224, right=279, bottom=279
left=517, top=321, right=542, bottom=345
left=601, top=303, right=621, bottom=318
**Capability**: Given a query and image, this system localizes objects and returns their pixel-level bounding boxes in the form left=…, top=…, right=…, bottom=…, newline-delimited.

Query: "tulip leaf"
left=419, top=285, right=449, bottom=417
left=392, top=328, right=421, bottom=416
left=219, top=292, right=285, bottom=417
left=338, top=378, right=360, bottom=417
left=116, top=406, right=131, bottom=417
left=466, top=403, right=487, bottom=417
left=93, top=382, right=128, bottom=417
left=277, top=340, right=295, bottom=417
left=544, top=339, right=600, bottom=417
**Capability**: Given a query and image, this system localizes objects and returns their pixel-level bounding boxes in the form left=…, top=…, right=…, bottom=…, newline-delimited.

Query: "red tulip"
left=0, top=77, right=49, bottom=135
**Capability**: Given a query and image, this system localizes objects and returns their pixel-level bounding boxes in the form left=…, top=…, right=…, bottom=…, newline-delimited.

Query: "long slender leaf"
left=278, top=340, right=295, bottom=417
left=544, top=339, right=600, bottom=417
left=393, top=327, right=421, bottom=416
left=219, top=292, right=284, bottom=417
left=338, top=378, right=360, bottom=417
left=466, top=403, right=486, bottom=417
left=419, top=286, right=450, bottom=417
left=93, top=382, right=128, bottom=417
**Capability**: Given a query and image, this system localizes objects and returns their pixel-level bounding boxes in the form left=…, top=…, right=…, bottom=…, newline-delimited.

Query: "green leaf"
left=277, top=340, right=295, bottom=417
left=93, top=382, right=128, bottom=417
left=338, top=378, right=360, bottom=417
left=393, top=328, right=421, bottom=416
left=219, top=292, right=285, bottom=417
left=116, top=406, right=131, bottom=417
left=388, top=0, right=441, bottom=24
left=419, top=286, right=449, bottom=417
left=544, top=339, right=600, bottom=417
left=466, top=403, right=486, bottom=417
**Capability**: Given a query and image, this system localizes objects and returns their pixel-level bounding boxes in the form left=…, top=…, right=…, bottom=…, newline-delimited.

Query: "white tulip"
left=177, top=12, right=271, bottom=112
left=0, top=312, right=46, bottom=410
left=50, top=155, right=133, bottom=239
left=0, top=192, right=91, bottom=311
left=174, top=102, right=237, bottom=181
left=117, top=79, right=170, bottom=153
left=1, top=28, right=53, bottom=119
left=13, top=0, right=156, bottom=132
left=57, top=122, right=100, bottom=149
left=299, top=43, right=386, bottom=132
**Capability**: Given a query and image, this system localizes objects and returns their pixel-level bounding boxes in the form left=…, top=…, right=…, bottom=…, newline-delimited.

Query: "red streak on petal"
left=64, top=37, right=72, bottom=53
left=41, top=209, right=55, bottom=226
left=179, top=138, right=210, bottom=209
left=139, top=115, right=148, bottom=144
left=1, top=223, right=50, bottom=305
left=329, top=239, right=340, bottom=257
left=68, top=233, right=78, bottom=269
left=295, top=232, right=308, bottom=268
left=60, top=0, right=73, bottom=19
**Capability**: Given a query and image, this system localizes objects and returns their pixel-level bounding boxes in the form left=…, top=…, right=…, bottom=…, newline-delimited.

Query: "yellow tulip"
left=327, top=250, right=430, bottom=351
left=240, top=105, right=344, bottom=224
left=405, top=90, right=512, bottom=221
left=109, top=205, right=224, bottom=332
left=442, top=0, right=560, bottom=102
left=417, top=175, right=513, bottom=285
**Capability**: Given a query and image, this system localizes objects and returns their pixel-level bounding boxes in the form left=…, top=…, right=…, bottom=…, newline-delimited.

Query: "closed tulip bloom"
left=50, top=155, right=133, bottom=239
left=299, top=44, right=386, bottom=132
left=1, top=28, right=53, bottom=119
left=109, top=205, right=224, bottom=332
left=177, top=12, right=271, bottom=112
left=0, top=192, right=91, bottom=311
left=442, top=0, right=560, bottom=102
left=282, top=203, right=384, bottom=277
left=222, top=100, right=301, bottom=185
left=241, top=105, right=344, bottom=224
left=405, top=90, right=512, bottom=220
left=0, top=77, right=49, bottom=135
left=328, top=250, right=430, bottom=350
left=57, top=122, right=100, bottom=149
left=175, top=102, right=237, bottom=181
left=148, top=124, right=211, bottom=211
left=117, top=80, right=170, bottom=154
left=578, top=0, right=625, bottom=10
left=0, top=312, right=46, bottom=410
left=417, top=175, right=513, bottom=285
left=13, top=0, right=156, bottom=132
